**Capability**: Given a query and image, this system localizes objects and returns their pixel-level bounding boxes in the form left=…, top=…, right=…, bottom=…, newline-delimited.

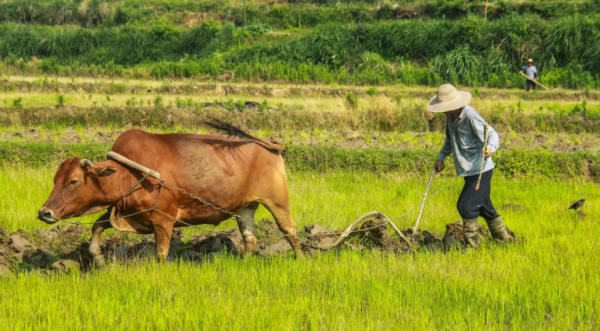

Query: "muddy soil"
left=0, top=219, right=512, bottom=276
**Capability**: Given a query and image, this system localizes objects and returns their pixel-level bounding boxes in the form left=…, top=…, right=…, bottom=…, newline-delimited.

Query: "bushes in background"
left=3, top=11, right=600, bottom=87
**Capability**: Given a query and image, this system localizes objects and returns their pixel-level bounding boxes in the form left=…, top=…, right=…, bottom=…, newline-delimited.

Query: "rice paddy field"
left=0, top=73, right=598, bottom=330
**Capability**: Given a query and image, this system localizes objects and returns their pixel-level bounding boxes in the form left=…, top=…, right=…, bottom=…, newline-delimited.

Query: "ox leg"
left=90, top=212, right=112, bottom=268
left=235, top=202, right=259, bottom=257
left=262, top=201, right=304, bottom=259
left=152, top=220, right=174, bottom=262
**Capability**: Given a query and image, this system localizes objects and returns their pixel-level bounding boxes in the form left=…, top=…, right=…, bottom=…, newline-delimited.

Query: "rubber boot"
left=485, top=216, right=512, bottom=242
left=462, top=218, right=480, bottom=247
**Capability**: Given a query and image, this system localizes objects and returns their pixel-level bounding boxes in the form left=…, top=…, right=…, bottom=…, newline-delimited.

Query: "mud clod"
left=51, top=259, right=81, bottom=274
left=263, top=239, right=292, bottom=255
left=25, top=249, right=58, bottom=269
left=0, top=264, right=10, bottom=278
left=8, top=234, right=32, bottom=253
left=353, top=218, right=404, bottom=252
left=112, top=245, right=130, bottom=260
left=0, top=216, right=519, bottom=275
left=305, top=224, right=330, bottom=236
left=300, top=223, right=339, bottom=255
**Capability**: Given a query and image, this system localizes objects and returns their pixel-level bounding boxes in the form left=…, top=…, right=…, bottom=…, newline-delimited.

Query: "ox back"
left=111, top=129, right=288, bottom=227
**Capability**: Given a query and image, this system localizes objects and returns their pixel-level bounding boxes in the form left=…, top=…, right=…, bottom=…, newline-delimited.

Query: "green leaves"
left=432, top=45, right=481, bottom=82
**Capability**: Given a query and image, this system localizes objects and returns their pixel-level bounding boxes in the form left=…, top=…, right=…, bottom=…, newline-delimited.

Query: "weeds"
left=57, top=94, right=64, bottom=108
left=365, top=87, right=377, bottom=96
left=345, top=92, right=358, bottom=110
left=2, top=14, right=600, bottom=87
left=154, top=95, right=164, bottom=109
left=12, top=97, right=22, bottom=108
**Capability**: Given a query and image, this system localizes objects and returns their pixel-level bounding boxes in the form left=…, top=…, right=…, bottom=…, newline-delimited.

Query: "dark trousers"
left=526, top=79, right=536, bottom=92
left=457, top=169, right=500, bottom=220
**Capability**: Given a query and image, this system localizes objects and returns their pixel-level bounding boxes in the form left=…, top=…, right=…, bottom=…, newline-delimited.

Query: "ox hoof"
left=93, top=255, right=106, bottom=268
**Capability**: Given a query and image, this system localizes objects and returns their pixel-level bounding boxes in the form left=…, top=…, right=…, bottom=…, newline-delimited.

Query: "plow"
left=39, top=150, right=515, bottom=266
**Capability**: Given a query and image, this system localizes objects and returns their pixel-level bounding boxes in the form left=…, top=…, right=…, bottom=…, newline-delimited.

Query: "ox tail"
left=204, top=118, right=284, bottom=154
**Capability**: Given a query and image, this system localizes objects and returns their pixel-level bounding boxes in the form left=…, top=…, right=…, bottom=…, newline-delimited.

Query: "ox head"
left=38, top=157, right=118, bottom=224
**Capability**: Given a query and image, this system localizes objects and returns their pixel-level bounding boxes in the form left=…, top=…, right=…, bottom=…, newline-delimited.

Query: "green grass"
left=1, top=168, right=600, bottom=329
left=3, top=142, right=600, bottom=179
left=8, top=99, right=600, bottom=140
left=2, top=165, right=598, bottom=233
left=4, top=13, right=600, bottom=87
left=6, top=125, right=600, bottom=153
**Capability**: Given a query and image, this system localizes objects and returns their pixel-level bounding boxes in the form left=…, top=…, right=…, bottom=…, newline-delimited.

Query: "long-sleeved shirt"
left=521, top=65, right=537, bottom=79
left=437, top=105, right=499, bottom=177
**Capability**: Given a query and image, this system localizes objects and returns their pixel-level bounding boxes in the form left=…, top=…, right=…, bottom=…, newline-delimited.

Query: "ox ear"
left=90, top=166, right=118, bottom=178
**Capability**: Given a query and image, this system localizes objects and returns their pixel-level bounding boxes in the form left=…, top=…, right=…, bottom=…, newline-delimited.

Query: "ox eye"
left=68, top=180, right=79, bottom=186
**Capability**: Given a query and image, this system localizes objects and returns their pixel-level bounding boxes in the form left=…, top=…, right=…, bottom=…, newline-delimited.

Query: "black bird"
left=568, top=199, right=586, bottom=211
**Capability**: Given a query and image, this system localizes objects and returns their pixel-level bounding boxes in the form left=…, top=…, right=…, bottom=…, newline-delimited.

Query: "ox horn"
left=80, top=159, right=94, bottom=168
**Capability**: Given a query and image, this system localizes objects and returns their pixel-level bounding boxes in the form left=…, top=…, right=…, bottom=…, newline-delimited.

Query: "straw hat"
left=427, top=84, right=472, bottom=113
left=527, top=59, right=534, bottom=63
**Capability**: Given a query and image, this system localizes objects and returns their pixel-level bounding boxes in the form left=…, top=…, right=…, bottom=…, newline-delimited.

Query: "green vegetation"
left=1, top=1, right=600, bottom=328
left=2, top=0, right=600, bottom=28
left=1, top=1, right=600, bottom=87
left=2, top=96, right=600, bottom=134
left=1, top=168, right=599, bottom=329
left=3, top=78, right=600, bottom=100
left=2, top=142, right=599, bottom=180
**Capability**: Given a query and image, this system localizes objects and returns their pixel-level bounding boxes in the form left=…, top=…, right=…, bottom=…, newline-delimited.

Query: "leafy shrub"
left=259, top=99, right=270, bottom=112
left=224, top=98, right=236, bottom=111
left=154, top=95, right=164, bottom=109
left=12, top=97, right=23, bottom=108
left=345, top=92, right=358, bottom=110
left=57, top=95, right=65, bottom=107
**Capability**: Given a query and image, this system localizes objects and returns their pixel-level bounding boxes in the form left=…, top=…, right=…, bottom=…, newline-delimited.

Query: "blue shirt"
left=522, top=65, right=537, bottom=79
left=437, top=105, right=500, bottom=177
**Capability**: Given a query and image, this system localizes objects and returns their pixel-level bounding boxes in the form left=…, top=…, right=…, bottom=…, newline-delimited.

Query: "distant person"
left=428, top=84, right=512, bottom=247
left=520, top=59, right=538, bottom=92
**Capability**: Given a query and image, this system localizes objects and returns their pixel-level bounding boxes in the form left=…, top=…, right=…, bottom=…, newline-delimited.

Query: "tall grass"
left=1, top=0, right=599, bottom=28
left=0, top=169, right=599, bottom=329
left=3, top=14, right=600, bottom=87
left=3, top=94, right=600, bottom=134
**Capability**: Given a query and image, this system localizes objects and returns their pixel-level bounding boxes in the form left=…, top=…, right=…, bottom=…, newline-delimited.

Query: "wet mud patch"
left=0, top=219, right=516, bottom=276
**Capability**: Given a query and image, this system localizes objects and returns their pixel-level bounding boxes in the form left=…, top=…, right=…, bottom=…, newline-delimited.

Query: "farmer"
left=520, top=59, right=538, bottom=92
left=429, top=84, right=511, bottom=246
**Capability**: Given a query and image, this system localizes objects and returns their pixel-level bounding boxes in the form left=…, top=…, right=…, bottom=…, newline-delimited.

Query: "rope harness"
left=54, top=152, right=481, bottom=248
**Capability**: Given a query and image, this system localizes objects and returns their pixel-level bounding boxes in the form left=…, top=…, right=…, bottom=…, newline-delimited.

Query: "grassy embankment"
left=2, top=0, right=600, bottom=87
left=2, top=79, right=600, bottom=152
left=1, top=167, right=599, bottom=330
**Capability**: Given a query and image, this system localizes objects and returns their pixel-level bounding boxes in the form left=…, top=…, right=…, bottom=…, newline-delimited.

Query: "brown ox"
left=38, top=122, right=303, bottom=265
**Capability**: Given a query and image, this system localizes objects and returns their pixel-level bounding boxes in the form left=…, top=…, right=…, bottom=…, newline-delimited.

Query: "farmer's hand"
left=435, top=160, right=445, bottom=172
left=483, top=147, right=493, bottom=158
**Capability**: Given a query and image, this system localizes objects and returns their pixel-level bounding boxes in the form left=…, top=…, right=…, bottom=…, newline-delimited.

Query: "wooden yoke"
left=107, top=151, right=161, bottom=179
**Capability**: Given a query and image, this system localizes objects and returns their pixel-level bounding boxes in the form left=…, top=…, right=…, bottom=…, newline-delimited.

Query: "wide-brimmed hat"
left=527, top=59, right=534, bottom=63
left=428, top=84, right=471, bottom=113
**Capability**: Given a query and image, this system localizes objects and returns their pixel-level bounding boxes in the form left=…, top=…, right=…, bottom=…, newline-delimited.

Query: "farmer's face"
left=444, top=107, right=463, bottom=115
left=528, top=62, right=533, bottom=67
